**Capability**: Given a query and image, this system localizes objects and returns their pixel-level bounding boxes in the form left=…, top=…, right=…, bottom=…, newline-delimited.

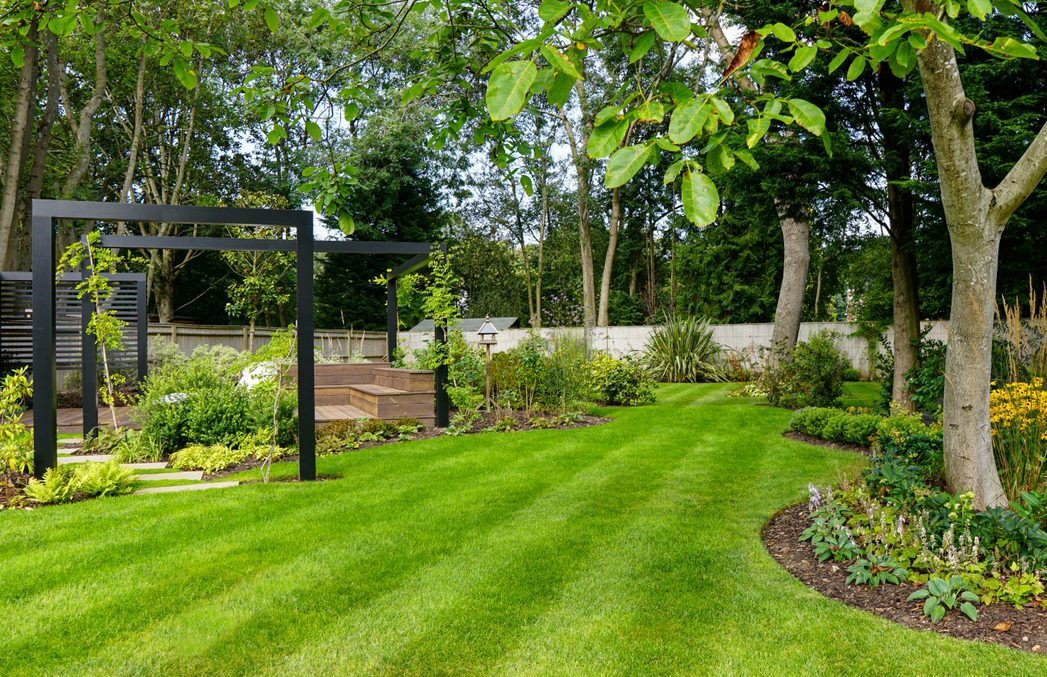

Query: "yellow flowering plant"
left=990, top=378, right=1047, bottom=500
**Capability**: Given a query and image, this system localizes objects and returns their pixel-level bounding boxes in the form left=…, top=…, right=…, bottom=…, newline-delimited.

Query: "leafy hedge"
left=790, top=407, right=883, bottom=447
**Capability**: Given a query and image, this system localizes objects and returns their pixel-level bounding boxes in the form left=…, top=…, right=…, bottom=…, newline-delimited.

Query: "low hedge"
left=790, top=407, right=883, bottom=448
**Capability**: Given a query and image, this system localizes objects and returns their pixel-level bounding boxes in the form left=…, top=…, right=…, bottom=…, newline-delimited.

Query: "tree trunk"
left=878, top=67, right=922, bottom=410
left=597, top=187, right=622, bottom=326
left=60, top=26, right=107, bottom=198
left=914, top=11, right=1007, bottom=508
left=770, top=201, right=810, bottom=350
left=890, top=232, right=921, bottom=408
left=561, top=78, right=597, bottom=330
left=0, top=18, right=39, bottom=270
left=155, top=251, right=177, bottom=322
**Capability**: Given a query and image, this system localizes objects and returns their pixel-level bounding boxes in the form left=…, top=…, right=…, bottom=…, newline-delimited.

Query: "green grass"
left=841, top=380, right=881, bottom=409
left=1, top=384, right=1043, bottom=675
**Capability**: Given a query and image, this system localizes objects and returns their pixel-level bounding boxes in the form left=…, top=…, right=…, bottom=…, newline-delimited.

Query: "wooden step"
left=348, top=384, right=435, bottom=420
left=315, top=385, right=354, bottom=406
left=374, top=367, right=435, bottom=392
left=316, top=404, right=373, bottom=424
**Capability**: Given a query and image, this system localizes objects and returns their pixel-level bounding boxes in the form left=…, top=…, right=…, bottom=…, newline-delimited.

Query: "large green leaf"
left=540, top=44, right=581, bottom=80
left=668, top=97, right=710, bottom=144
left=643, top=2, right=691, bottom=42
left=788, top=45, right=817, bottom=72
left=587, top=121, right=628, bottom=158
left=787, top=98, right=825, bottom=136
left=486, top=61, right=538, bottom=121
left=605, top=145, right=652, bottom=188
left=681, top=170, right=719, bottom=227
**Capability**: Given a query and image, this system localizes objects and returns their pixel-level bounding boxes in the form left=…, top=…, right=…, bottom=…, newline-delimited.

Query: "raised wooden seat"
left=292, top=362, right=436, bottom=426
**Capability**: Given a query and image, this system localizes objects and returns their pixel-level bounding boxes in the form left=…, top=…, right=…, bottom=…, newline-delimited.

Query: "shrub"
left=490, top=333, right=548, bottom=413
left=791, top=407, right=882, bottom=447
left=765, top=331, right=851, bottom=409
left=904, top=335, right=946, bottom=415
left=136, top=344, right=296, bottom=453
left=414, top=329, right=486, bottom=413
left=790, top=407, right=839, bottom=439
left=24, top=461, right=134, bottom=504
left=990, top=378, right=1047, bottom=501
left=538, top=334, right=591, bottom=413
left=876, top=413, right=944, bottom=476
left=589, top=353, right=655, bottom=406
left=643, top=316, right=727, bottom=383
left=170, top=444, right=251, bottom=473
left=0, top=367, right=33, bottom=474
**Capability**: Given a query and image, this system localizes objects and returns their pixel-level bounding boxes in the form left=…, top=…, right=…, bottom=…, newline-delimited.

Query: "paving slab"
left=135, top=481, right=239, bottom=495
left=121, top=462, right=169, bottom=470
left=59, top=437, right=83, bottom=445
left=134, top=471, right=204, bottom=482
left=57, top=454, right=113, bottom=464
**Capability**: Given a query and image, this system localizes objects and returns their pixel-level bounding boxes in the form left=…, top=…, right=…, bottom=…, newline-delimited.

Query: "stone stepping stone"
left=57, top=454, right=113, bottom=465
left=134, top=471, right=204, bottom=482
left=58, top=447, right=80, bottom=455
left=135, top=481, right=239, bottom=495
left=121, top=462, right=168, bottom=470
left=59, top=437, right=83, bottom=446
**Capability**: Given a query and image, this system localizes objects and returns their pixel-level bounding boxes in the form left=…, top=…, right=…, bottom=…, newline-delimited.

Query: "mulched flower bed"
left=0, top=471, right=31, bottom=509
left=764, top=501, right=1047, bottom=653
left=782, top=431, right=870, bottom=456
left=205, top=412, right=610, bottom=480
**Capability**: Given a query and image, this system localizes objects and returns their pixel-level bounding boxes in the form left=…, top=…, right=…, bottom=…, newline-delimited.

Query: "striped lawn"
left=1, top=384, right=1044, bottom=675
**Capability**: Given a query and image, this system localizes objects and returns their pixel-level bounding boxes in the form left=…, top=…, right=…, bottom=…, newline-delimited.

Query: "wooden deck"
left=24, top=405, right=376, bottom=434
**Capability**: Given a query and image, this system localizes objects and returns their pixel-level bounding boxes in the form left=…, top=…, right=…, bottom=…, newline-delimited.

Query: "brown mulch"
left=764, top=502, right=1047, bottom=653
left=783, top=431, right=871, bottom=456
left=0, top=471, right=31, bottom=509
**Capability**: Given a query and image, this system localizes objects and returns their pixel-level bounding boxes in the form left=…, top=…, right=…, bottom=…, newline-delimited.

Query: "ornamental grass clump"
left=991, top=378, right=1047, bottom=501
left=643, top=316, right=727, bottom=383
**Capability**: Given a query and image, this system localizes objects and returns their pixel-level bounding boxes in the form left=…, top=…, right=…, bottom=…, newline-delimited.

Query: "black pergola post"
left=136, top=277, right=148, bottom=383
left=296, top=211, right=316, bottom=481
left=32, top=212, right=57, bottom=475
left=387, top=277, right=398, bottom=361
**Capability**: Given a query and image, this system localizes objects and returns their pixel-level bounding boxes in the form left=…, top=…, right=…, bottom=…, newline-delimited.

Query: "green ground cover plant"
left=0, top=385, right=1044, bottom=673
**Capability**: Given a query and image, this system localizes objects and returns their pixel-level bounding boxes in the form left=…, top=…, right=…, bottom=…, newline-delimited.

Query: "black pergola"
left=31, top=199, right=447, bottom=481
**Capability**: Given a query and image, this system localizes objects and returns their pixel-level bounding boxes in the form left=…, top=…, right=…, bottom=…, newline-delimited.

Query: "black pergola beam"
left=387, top=253, right=432, bottom=280
left=100, top=235, right=434, bottom=256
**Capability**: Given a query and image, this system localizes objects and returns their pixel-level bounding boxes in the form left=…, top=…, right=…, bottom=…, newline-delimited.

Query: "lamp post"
left=477, top=316, right=498, bottom=409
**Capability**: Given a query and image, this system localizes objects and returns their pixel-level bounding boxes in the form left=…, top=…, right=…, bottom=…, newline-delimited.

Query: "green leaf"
left=681, top=169, right=719, bottom=227
left=264, top=7, right=279, bottom=32
left=930, top=603, right=946, bottom=623
left=546, top=72, right=575, bottom=107
left=538, top=0, right=571, bottom=23
left=521, top=175, right=534, bottom=196
left=987, top=36, right=1038, bottom=60
left=605, top=144, right=652, bottom=189
left=734, top=148, right=758, bottom=170
left=745, top=116, right=770, bottom=148
left=668, top=97, right=710, bottom=144
left=710, top=97, right=735, bottom=125
left=770, top=22, right=796, bottom=43
left=828, top=49, right=850, bottom=73
left=636, top=100, right=666, bottom=123
left=540, top=44, right=582, bottom=80
left=907, top=589, right=930, bottom=601
left=11, top=44, right=24, bottom=68
left=967, top=0, right=991, bottom=20
left=643, top=1, right=691, bottom=42
left=788, top=98, right=825, bottom=136
left=486, top=61, right=538, bottom=121
left=629, top=31, right=657, bottom=63
left=960, top=601, right=979, bottom=621
left=788, top=45, right=817, bottom=72
left=663, top=158, right=685, bottom=185
left=172, top=59, right=198, bottom=90
left=305, top=120, right=322, bottom=141
left=875, top=22, right=911, bottom=46
left=338, top=213, right=355, bottom=236
left=846, top=55, right=867, bottom=81
left=587, top=121, right=627, bottom=158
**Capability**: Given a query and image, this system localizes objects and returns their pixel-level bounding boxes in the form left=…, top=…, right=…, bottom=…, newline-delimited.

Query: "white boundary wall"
left=400, top=321, right=950, bottom=379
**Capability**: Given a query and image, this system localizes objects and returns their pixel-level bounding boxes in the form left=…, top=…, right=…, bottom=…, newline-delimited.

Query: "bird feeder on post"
left=477, top=316, right=498, bottom=409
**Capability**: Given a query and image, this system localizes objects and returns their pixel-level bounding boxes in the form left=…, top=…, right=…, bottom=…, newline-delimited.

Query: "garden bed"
left=765, top=502, right=1047, bottom=653
left=205, top=412, right=610, bottom=480
left=782, top=430, right=870, bottom=456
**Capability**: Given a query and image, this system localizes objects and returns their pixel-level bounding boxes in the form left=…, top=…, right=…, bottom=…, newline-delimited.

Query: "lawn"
left=1, top=384, right=1044, bottom=675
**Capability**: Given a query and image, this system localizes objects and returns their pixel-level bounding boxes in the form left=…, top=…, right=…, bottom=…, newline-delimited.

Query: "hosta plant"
left=907, top=576, right=980, bottom=624
left=846, top=555, right=908, bottom=588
